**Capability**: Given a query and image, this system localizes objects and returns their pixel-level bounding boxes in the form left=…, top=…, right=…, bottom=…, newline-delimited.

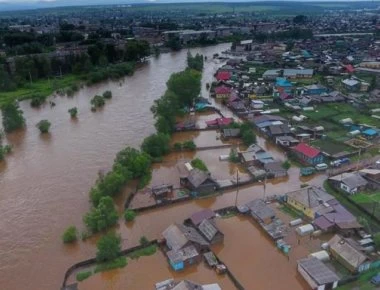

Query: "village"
left=58, top=34, right=380, bottom=290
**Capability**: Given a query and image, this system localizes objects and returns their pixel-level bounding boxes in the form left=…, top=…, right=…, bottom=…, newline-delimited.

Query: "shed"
left=309, top=250, right=330, bottom=262
left=297, top=257, right=339, bottom=290
left=296, top=224, right=314, bottom=236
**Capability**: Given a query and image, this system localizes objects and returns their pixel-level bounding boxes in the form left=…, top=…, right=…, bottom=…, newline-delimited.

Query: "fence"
left=61, top=240, right=158, bottom=289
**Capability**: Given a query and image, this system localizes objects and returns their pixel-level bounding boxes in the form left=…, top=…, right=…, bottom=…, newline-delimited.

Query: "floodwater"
left=0, top=42, right=328, bottom=290
left=0, top=43, right=231, bottom=290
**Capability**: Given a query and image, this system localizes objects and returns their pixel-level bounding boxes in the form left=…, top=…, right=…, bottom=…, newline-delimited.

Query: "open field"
left=0, top=74, right=80, bottom=106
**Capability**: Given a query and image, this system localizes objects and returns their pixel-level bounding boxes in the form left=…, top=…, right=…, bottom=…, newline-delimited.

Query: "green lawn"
left=337, top=268, right=379, bottom=290
left=350, top=193, right=380, bottom=204
left=0, top=74, right=81, bottom=106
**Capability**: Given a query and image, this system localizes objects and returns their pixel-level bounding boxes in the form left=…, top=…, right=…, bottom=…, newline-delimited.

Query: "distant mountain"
left=0, top=0, right=377, bottom=12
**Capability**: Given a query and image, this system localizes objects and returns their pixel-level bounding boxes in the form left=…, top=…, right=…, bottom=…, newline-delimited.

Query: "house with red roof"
left=206, top=117, right=233, bottom=128
left=216, top=71, right=231, bottom=81
left=292, top=143, right=324, bottom=165
left=344, top=64, right=355, bottom=74
left=214, top=85, right=232, bottom=99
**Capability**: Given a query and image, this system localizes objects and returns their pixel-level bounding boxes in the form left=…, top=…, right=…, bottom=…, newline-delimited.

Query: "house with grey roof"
left=328, top=234, right=369, bottom=273
left=155, top=279, right=221, bottom=290
left=245, top=199, right=276, bottom=224
left=297, top=257, right=339, bottom=289
left=180, top=168, right=218, bottom=194
left=286, top=186, right=335, bottom=219
left=162, top=223, right=209, bottom=271
left=329, top=172, right=368, bottom=194
left=197, top=219, right=224, bottom=245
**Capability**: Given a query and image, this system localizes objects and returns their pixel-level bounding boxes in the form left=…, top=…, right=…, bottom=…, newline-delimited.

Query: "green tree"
left=84, top=196, right=119, bottom=233
left=166, top=69, right=201, bottom=106
left=124, top=209, right=136, bottom=222
left=97, top=170, right=127, bottom=197
left=282, top=160, right=291, bottom=170
left=141, top=133, right=170, bottom=158
left=96, top=232, right=122, bottom=262
left=62, top=226, right=78, bottom=243
left=187, top=52, right=204, bottom=71
left=1, top=102, right=25, bottom=133
left=68, top=107, right=78, bottom=118
left=114, top=147, right=151, bottom=178
left=36, top=120, right=51, bottom=133
left=139, top=236, right=149, bottom=246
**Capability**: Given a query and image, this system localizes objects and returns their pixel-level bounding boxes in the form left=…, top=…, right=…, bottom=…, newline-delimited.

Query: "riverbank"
left=0, top=61, right=136, bottom=107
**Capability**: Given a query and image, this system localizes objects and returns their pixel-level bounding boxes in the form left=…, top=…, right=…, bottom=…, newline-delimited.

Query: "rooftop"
left=298, top=257, right=339, bottom=285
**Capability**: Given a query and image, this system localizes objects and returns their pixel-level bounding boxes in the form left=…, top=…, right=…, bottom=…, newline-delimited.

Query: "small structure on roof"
left=328, top=234, right=369, bottom=273
left=297, top=257, right=339, bottom=290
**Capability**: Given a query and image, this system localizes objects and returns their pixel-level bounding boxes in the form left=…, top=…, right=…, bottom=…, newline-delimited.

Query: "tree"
left=97, top=170, right=127, bottom=197
left=36, top=120, right=51, bottom=133
left=124, top=209, right=136, bottom=222
left=68, top=107, right=78, bottom=118
left=187, top=52, right=204, bottom=71
left=229, top=147, right=240, bottom=163
left=141, top=133, right=171, bottom=158
left=1, top=102, right=25, bottom=133
left=167, top=36, right=181, bottom=51
left=139, top=236, right=149, bottom=246
left=124, top=40, right=150, bottom=61
left=84, top=196, right=119, bottom=233
left=166, top=69, right=201, bottom=106
left=96, top=232, right=122, bottom=262
left=114, top=147, right=151, bottom=178
left=62, top=226, right=78, bottom=243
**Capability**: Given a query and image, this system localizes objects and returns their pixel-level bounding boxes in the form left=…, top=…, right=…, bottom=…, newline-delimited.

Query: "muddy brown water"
left=0, top=44, right=231, bottom=290
left=0, top=43, right=326, bottom=290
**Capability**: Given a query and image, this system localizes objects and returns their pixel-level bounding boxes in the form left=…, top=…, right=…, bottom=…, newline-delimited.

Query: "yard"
left=212, top=215, right=310, bottom=290
left=337, top=268, right=380, bottom=290
left=77, top=250, right=235, bottom=290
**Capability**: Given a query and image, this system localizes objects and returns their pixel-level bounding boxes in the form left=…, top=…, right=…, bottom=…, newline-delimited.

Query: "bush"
left=2, top=102, right=25, bottom=133
left=229, top=148, right=240, bottom=163
left=76, top=271, right=92, bottom=282
left=128, top=245, right=157, bottom=259
left=183, top=140, right=196, bottom=150
left=94, top=256, right=127, bottom=273
left=30, top=95, right=46, bottom=107
left=68, top=107, right=78, bottom=118
left=191, top=158, right=208, bottom=172
left=139, top=236, right=149, bottom=246
left=90, top=95, right=105, bottom=109
left=103, top=90, right=113, bottom=99
left=62, top=226, right=77, bottom=243
left=173, top=142, right=182, bottom=151
left=124, top=209, right=136, bottom=222
left=374, top=233, right=380, bottom=249
left=36, top=120, right=51, bottom=133
left=282, top=160, right=291, bottom=170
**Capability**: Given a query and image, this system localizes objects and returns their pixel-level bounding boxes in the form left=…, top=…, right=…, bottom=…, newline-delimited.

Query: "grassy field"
left=312, top=138, right=353, bottom=155
left=350, top=192, right=380, bottom=204
left=337, top=268, right=379, bottom=290
left=0, top=74, right=81, bottom=106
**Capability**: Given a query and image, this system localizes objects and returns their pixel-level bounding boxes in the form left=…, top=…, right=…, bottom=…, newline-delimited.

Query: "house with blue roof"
left=275, top=77, right=293, bottom=94
left=362, top=128, right=378, bottom=139
left=303, top=84, right=328, bottom=96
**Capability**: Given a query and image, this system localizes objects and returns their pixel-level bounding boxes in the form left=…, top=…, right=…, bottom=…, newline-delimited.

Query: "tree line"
left=0, top=39, right=150, bottom=92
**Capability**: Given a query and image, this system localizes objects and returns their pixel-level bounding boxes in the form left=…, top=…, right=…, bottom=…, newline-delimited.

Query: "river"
left=0, top=43, right=232, bottom=290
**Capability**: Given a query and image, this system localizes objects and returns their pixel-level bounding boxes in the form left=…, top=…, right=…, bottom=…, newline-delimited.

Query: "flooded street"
left=0, top=44, right=230, bottom=290
left=0, top=42, right=327, bottom=290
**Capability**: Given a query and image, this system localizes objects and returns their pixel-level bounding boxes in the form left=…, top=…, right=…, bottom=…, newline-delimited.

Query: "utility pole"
left=263, top=174, right=267, bottom=201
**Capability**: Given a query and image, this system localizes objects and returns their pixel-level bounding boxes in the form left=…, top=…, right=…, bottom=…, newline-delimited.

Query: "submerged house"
left=162, top=223, right=209, bottom=271
left=286, top=186, right=335, bottom=219
left=328, top=234, right=369, bottom=273
left=214, top=85, right=232, bottom=99
left=155, top=279, right=221, bottom=290
left=297, top=257, right=339, bottom=290
left=188, top=209, right=224, bottom=245
left=180, top=168, right=218, bottom=194
left=291, top=143, right=324, bottom=165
